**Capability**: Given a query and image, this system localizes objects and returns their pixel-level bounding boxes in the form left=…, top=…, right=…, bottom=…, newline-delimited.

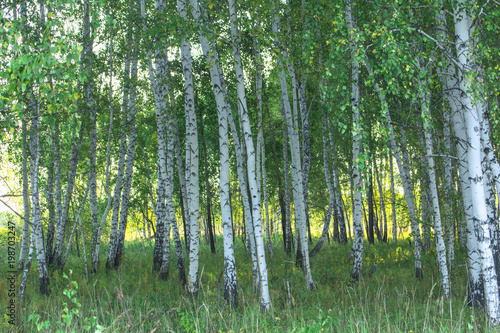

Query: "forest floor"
left=0, top=234, right=497, bottom=332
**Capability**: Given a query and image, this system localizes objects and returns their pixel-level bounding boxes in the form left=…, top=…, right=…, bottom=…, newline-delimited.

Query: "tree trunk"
left=417, top=73, right=450, bottom=298
left=374, top=160, right=388, bottom=243
left=389, top=148, right=397, bottom=243
left=453, top=1, right=500, bottom=321
left=29, top=93, right=50, bottom=294
left=254, top=23, right=273, bottom=258
left=273, top=6, right=314, bottom=290
left=345, top=0, right=364, bottom=283
left=106, top=49, right=130, bottom=270
left=198, top=103, right=216, bottom=253
left=189, top=0, right=241, bottom=305
left=19, top=118, right=30, bottom=271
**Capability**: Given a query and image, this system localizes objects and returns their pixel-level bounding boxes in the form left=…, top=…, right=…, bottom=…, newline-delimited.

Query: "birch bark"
left=18, top=118, right=30, bottom=271
left=29, top=93, right=50, bottom=294
left=389, top=148, right=397, bottom=243
left=106, top=50, right=130, bottom=270
left=417, top=71, right=450, bottom=298
left=254, top=23, right=273, bottom=257
left=228, top=0, right=271, bottom=303
left=273, top=5, right=314, bottom=289
left=453, top=0, right=500, bottom=321
left=345, top=0, right=364, bottom=282
left=189, top=0, right=241, bottom=305
left=113, top=51, right=138, bottom=267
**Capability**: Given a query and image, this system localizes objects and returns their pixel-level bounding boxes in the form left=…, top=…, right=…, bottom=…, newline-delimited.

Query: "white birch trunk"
left=165, top=59, right=187, bottom=285
left=106, top=52, right=130, bottom=270
left=273, top=7, right=314, bottom=289
left=452, top=109, right=485, bottom=307
left=228, top=0, right=270, bottom=305
left=436, top=7, right=484, bottom=299
left=476, top=86, right=500, bottom=285
left=189, top=0, right=240, bottom=304
left=113, top=53, right=138, bottom=267
left=443, top=106, right=455, bottom=268
left=29, top=94, right=50, bottom=294
left=140, top=0, right=167, bottom=273
left=18, top=118, right=30, bottom=271
left=374, top=161, right=387, bottom=242
left=345, top=0, right=364, bottom=282
left=389, top=148, right=397, bottom=243
left=177, top=0, right=200, bottom=292
left=254, top=24, right=273, bottom=257
left=328, top=128, right=348, bottom=243
left=454, top=1, right=500, bottom=321
left=418, top=79, right=450, bottom=298
left=227, top=109, right=260, bottom=292
left=283, top=115, right=292, bottom=255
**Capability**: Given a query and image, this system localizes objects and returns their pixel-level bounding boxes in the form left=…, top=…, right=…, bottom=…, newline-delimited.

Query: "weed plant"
left=0, top=234, right=495, bottom=332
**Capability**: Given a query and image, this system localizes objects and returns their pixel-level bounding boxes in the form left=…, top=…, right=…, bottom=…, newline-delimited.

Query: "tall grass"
left=0, top=235, right=493, bottom=332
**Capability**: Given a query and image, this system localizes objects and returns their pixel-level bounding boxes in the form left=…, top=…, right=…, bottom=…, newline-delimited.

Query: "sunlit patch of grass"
left=0, top=235, right=494, bottom=332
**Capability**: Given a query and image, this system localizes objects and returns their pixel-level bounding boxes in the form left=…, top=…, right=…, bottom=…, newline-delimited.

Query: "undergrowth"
left=0, top=235, right=495, bottom=332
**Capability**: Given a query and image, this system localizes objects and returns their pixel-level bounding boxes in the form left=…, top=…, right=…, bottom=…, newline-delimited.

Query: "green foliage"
left=27, top=270, right=105, bottom=333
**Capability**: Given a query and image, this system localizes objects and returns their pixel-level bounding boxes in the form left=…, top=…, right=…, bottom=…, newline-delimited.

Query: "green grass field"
left=0, top=234, right=495, bottom=332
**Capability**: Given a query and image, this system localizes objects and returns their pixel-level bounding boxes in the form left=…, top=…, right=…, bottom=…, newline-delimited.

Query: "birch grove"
left=5, top=0, right=500, bottom=325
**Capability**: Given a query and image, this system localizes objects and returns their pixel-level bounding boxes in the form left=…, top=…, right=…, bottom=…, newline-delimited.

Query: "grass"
left=0, top=233, right=496, bottom=332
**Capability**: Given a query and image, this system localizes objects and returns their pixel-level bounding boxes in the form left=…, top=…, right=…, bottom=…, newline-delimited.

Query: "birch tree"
left=345, top=0, right=364, bottom=282
left=273, top=2, right=314, bottom=289
left=189, top=0, right=239, bottom=304
left=453, top=0, right=500, bottom=321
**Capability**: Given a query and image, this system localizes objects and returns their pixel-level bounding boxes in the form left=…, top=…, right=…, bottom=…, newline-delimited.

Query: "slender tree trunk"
left=418, top=75, right=450, bottom=298
left=29, top=94, right=50, bottom=294
left=107, top=6, right=139, bottom=268
left=111, top=49, right=138, bottom=268
left=389, top=148, right=397, bottom=243
left=374, top=161, right=388, bottom=243
left=345, top=0, right=364, bottom=282
left=18, top=118, right=30, bottom=271
left=189, top=0, right=241, bottom=305
left=442, top=106, right=455, bottom=269
left=367, top=170, right=375, bottom=245
left=254, top=22, right=273, bottom=258
left=53, top=118, right=84, bottom=268
left=164, top=59, right=187, bottom=285
left=227, top=92, right=260, bottom=295
left=198, top=105, right=216, bottom=253
left=417, top=133, right=432, bottom=253
left=273, top=6, right=314, bottom=290
left=45, top=153, right=55, bottom=264
left=283, top=113, right=292, bottom=255
left=106, top=50, right=130, bottom=270
left=329, top=127, right=347, bottom=243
